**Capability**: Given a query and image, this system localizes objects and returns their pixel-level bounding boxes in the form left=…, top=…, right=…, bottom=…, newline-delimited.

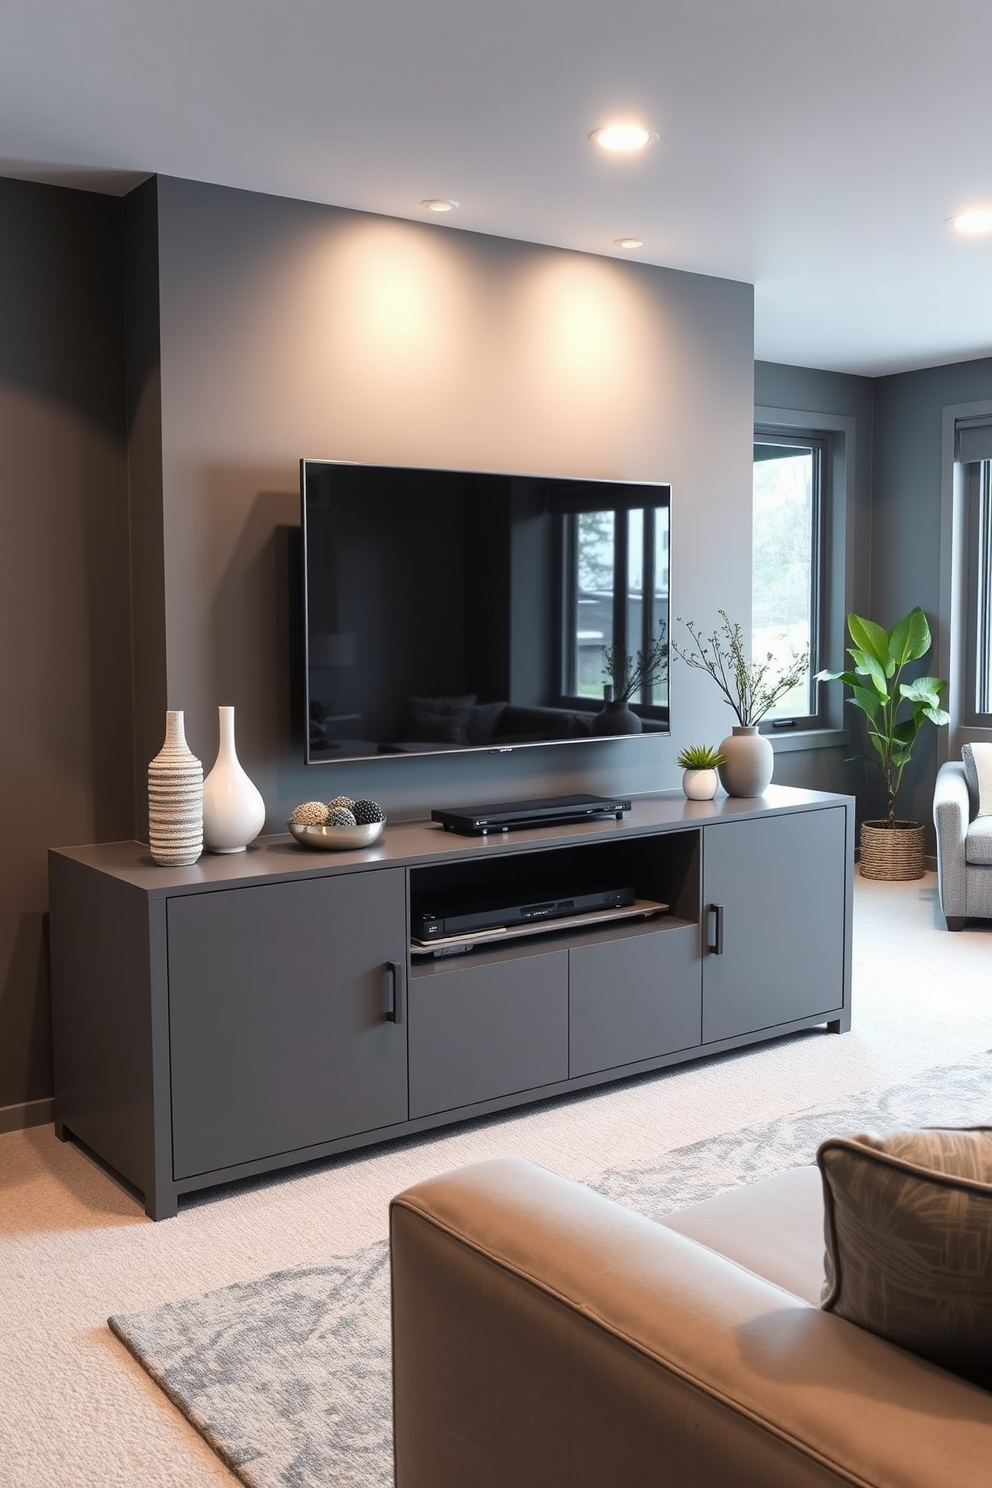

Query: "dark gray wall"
left=752, top=361, right=874, bottom=798
left=871, top=356, right=992, bottom=828
left=872, top=358, right=992, bottom=623
left=756, top=356, right=992, bottom=832
left=122, top=178, right=168, bottom=834
left=146, top=176, right=756, bottom=823
left=0, top=177, right=132, bottom=1122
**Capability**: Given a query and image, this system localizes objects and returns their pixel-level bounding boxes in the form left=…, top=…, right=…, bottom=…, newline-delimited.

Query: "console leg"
left=54, top=1120, right=68, bottom=1142
left=826, top=1011, right=851, bottom=1034
left=144, top=1186, right=179, bottom=1221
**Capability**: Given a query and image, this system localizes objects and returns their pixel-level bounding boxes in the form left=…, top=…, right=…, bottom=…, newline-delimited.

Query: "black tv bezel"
left=299, top=457, right=671, bottom=766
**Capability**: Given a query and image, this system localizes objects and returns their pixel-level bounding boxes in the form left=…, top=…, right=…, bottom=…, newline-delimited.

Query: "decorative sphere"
left=290, top=800, right=331, bottom=826
left=326, top=805, right=358, bottom=827
left=352, top=798, right=386, bottom=824
left=327, top=795, right=355, bottom=810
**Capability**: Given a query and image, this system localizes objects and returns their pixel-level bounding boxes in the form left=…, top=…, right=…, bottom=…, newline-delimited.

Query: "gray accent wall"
left=752, top=361, right=874, bottom=798
left=0, top=177, right=132, bottom=1120
left=871, top=357, right=992, bottom=831
left=145, top=176, right=756, bottom=826
left=756, top=355, right=992, bottom=836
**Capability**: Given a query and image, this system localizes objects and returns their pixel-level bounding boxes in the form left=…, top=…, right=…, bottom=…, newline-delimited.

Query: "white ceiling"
left=2, top=0, right=991, bottom=377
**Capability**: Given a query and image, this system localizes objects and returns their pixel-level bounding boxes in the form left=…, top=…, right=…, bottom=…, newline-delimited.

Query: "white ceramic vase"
left=681, top=767, right=719, bottom=801
left=717, top=725, right=774, bottom=797
left=147, top=710, right=203, bottom=866
left=202, top=705, right=266, bottom=853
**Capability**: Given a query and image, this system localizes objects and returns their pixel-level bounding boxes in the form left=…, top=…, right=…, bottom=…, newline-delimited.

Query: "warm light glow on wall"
left=254, top=212, right=681, bottom=476
left=507, top=255, right=660, bottom=467
left=323, top=225, right=473, bottom=360
left=300, top=219, right=488, bottom=464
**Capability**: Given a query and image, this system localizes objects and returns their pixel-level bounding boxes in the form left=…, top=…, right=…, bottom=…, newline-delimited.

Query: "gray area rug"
left=109, top=1051, right=992, bottom=1488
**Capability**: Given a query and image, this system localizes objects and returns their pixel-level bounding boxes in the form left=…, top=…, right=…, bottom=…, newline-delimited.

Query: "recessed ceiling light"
left=590, top=124, right=658, bottom=153
left=421, top=198, right=459, bottom=213
left=614, top=237, right=646, bottom=249
left=949, top=207, right=992, bottom=236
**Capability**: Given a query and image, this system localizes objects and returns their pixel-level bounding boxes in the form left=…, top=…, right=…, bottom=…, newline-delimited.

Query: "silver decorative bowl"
left=288, top=820, right=385, bottom=851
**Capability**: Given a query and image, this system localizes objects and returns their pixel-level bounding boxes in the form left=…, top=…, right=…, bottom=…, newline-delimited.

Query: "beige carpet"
left=2, top=872, right=990, bottom=1487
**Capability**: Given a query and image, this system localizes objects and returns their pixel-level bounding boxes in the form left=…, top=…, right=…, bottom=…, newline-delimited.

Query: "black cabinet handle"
left=707, top=904, right=725, bottom=955
left=383, top=961, right=404, bottom=1023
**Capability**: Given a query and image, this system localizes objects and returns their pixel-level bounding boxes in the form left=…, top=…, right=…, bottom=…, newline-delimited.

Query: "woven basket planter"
left=859, top=820, right=925, bottom=881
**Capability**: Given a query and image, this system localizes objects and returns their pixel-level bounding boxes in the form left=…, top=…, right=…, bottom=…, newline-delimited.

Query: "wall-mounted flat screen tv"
left=300, top=459, right=671, bottom=764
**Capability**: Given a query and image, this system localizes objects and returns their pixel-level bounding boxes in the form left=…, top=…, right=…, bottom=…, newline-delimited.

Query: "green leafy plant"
left=602, top=625, right=669, bottom=705
left=816, top=607, right=949, bottom=827
left=676, top=743, right=726, bottom=770
left=671, top=611, right=809, bottom=727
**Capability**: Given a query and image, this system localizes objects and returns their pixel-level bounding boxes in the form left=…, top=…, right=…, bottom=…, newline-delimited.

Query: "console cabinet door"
left=568, top=923, right=701, bottom=1077
left=702, top=808, right=846, bottom=1043
left=408, top=948, right=568, bottom=1118
left=168, top=869, right=408, bottom=1179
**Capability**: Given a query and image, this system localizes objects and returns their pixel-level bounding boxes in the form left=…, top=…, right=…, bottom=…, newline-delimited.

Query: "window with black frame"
left=557, top=491, right=670, bottom=722
left=752, top=431, right=824, bottom=728
left=963, top=454, right=992, bottom=723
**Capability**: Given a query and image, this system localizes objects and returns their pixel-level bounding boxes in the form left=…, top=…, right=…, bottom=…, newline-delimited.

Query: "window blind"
left=956, top=419, right=992, bottom=464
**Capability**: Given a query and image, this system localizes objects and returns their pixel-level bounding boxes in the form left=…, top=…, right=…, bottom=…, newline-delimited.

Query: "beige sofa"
left=390, top=1157, right=992, bottom=1487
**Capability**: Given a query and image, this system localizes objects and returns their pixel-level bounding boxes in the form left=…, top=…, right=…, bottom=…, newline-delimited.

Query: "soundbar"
left=431, top=792, right=631, bottom=836
left=413, top=883, right=638, bottom=943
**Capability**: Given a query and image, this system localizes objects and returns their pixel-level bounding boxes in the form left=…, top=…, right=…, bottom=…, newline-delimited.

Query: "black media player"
left=413, top=884, right=638, bottom=943
left=430, top=792, right=631, bottom=836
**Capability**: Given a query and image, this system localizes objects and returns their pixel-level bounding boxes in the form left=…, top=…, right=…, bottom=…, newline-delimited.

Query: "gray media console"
left=49, top=786, right=854, bottom=1218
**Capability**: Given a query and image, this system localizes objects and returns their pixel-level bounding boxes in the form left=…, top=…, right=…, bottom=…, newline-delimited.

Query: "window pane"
left=752, top=442, right=815, bottom=719
left=573, top=510, right=614, bottom=698
left=626, top=508, right=644, bottom=695
left=651, top=505, right=669, bottom=706
left=562, top=498, right=669, bottom=712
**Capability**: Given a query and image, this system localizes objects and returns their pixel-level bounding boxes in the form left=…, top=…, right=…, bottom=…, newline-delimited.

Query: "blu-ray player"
left=430, top=792, right=631, bottom=835
left=413, top=884, right=638, bottom=943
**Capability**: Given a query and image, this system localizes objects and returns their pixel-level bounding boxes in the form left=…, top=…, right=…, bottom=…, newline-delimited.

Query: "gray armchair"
left=933, top=745, right=992, bottom=928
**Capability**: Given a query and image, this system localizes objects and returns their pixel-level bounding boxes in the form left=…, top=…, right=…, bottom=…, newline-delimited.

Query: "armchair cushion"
left=966, top=817, right=992, bottom=865
left=818, top=1127, right=992, bottom=1387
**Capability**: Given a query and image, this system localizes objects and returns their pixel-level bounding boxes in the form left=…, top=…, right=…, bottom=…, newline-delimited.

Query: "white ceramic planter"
left=717, top=725, right=774, bottom=797
left=202, top=705, right=266, bottom=853
left=681, top=767, right=719, bottom=800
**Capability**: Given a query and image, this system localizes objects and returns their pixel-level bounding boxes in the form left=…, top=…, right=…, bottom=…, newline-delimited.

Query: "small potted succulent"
left=676, top=743, right=726, bottom=800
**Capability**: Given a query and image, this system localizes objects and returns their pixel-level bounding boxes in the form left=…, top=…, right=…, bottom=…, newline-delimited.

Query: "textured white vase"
left=202, top=706, right=266, bottom=853
left=681, top=767, right=719, bottom=801
left=148, top=710, right=203, bottom=866
left=717, top=725, right=774, bottom=797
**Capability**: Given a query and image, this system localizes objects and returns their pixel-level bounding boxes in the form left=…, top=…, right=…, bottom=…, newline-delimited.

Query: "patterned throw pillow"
left=817, top=1127, right=992, bottom=1387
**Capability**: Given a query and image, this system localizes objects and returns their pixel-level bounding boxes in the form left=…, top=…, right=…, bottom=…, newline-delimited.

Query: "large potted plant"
left=670, top=611, right=808, bottom=796
left=816, top=607, right=948, bottom=880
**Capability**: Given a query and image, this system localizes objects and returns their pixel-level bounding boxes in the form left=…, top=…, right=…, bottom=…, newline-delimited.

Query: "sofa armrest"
left=933, top=761, right=970, bottom=921
left=391, top=1157, right=992, bottom=1488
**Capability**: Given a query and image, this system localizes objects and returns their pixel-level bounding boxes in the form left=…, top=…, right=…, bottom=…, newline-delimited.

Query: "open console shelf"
left=48, top=786, right=854, bottom=1218
left=409, top=829, right=698, bottom=955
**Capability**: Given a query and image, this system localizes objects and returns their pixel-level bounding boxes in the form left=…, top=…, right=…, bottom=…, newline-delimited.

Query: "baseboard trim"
left=0, top=1097, right=55, bottom=1135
